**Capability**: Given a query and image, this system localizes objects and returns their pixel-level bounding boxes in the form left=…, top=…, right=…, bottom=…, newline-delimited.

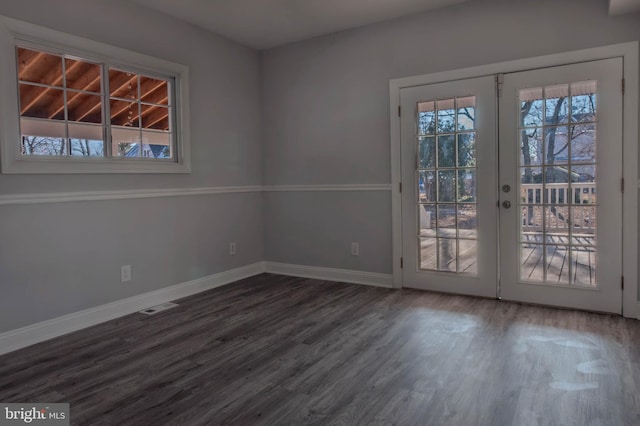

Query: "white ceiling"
left=129, top=0, right=471, bottom=50
left=609, top=0, right=640, bottom=15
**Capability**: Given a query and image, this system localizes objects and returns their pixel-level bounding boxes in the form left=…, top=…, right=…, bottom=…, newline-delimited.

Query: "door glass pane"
left=419, top=204, right=436, bottom=237
left=458, top=239, right=477, bottom=274
left=418, top=101, right=436, bottom=135
left=418, top=171, right=436, bottom=203
left=437, top=135, right=455, bottom=167
left=437, top=99, right=456, bottom=133
left=416, top=96, right=477, bottom=274
left=438, top=238, right=457, bottom=272
left=518, top=81, right=597, bottom=286
left=418, top=136, right=436, bottom=168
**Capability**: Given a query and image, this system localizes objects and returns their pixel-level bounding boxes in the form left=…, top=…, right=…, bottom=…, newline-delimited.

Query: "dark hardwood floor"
left=1, top=273, right=640, bottom=425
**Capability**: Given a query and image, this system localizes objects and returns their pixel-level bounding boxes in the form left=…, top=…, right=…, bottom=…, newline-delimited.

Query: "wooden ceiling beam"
left=17, top=49, right=46, bottom=77
left=140, top=81, right=168, bottom=105
left=109, top=74, right=138, bottom=99
left=141, top=106, right=170, bottom=130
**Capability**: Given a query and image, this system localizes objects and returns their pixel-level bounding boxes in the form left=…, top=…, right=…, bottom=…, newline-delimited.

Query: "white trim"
left=0, top=262, right=267, bottom=356
left=263, top=184, right=392, bottom=192
left=0, top=186, right=263, bottom=205
left=264, top=261, right=393, bottom=288
left=622, top=43, right=639, bottom=319
left=390, top=42, right=639, bottom=318
left=0, top=15, right=191, bottom=174
left=0, top=184, right=392, bottom=205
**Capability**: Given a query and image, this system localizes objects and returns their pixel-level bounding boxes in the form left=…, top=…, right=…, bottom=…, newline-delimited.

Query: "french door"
left=400, top=58, right=623, bottom=313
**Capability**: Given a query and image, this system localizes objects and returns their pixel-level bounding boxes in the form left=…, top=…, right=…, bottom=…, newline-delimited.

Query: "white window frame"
left=0, top=16, right=191, bottom=174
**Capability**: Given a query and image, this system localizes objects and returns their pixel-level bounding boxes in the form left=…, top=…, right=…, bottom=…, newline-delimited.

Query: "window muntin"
left=16, top=46, right=174, bottom=161
left=417, top=96, right=478, bottom=274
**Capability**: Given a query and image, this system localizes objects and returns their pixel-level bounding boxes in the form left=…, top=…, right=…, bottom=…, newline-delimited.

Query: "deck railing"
left=521, top=183, right=596, bottom=233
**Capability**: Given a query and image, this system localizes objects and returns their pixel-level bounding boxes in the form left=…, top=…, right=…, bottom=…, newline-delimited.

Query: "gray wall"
left=261, top=0, right=640, bottom=274
left=0, top=0, right=263, bottom=332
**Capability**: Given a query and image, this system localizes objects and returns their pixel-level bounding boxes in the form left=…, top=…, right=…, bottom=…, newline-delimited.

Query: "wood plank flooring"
left=1, top=273, right=640, bottom=425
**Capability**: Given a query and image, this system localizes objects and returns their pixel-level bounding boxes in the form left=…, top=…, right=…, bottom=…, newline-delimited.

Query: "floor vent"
left=139, top=302, right=179, bottom=315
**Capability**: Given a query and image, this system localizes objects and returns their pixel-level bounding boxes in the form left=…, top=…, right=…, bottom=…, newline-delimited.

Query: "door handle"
left=502, top=200, right=512, bottom=209
left=502, top=184, right=511, bottom=193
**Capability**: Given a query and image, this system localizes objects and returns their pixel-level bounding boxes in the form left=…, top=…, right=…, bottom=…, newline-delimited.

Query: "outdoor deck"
left=420, top=234, right=596, bottom=287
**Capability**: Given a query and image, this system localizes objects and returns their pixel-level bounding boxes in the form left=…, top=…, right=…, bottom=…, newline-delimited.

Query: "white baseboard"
left=0, top=262, right=267, bottom=356
left=0, top=261, right=394, bottom=356
left=264, top=261, right=393, bottom=288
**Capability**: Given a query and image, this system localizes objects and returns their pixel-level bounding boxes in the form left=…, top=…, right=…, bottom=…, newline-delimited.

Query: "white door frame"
left=390, top=42, right=639, bottom=319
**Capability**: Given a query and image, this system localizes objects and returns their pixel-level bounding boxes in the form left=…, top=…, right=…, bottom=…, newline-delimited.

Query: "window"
left=0, top=17, right=190, bottom=173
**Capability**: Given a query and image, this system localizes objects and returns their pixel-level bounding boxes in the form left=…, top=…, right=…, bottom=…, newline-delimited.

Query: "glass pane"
left=458, top=204, right=477, bottom=239
left=572, top=247, right=596, bottom=287
left=20, top=118, right=66, bottom=156
left=414, top=95, right=480, bottom=276
left=112, top=127, right=141, bottom=157
left=110, top=99, right=139, bottom=127
left=571, top=177, right=596, bottom=206
left=67, top=93, right=102, bottom=123
left=65, top=58, right=101, bottom=92
left=418, top=101, right=436, bottom=135
left=544, top=126, right=569, bottom=165
left=571, top=164, right=596, bottom=183
left=69, top=123, right=104, bottom=157
left=419, top=204, right=436, bottom=237
left=418, top=136, right=436, bottom=168
left=544, top=167, right=570, bottom=204
left=520, top=87, right=544, bottom=127
left=21, top=136, right=65, bottom=156
left=544, top=206, right=569, bottom=239
left=109, top=68, right=138, bottom=99
left=437, top=170, right=455, bottom=202
left=457, top=97, right=475, bottom=131
left=437, top=205, right=456, bottom=238
left=437, top=135, right=455, bottom=168
left=457, top=169, right=476, bottom=203
left=545, top=245, right=569, bottom=284
left=457, top=133, right=476, bottom=167
left=545, top=84, right=569, bottom=124
left=141, top=104, right=170, bottom=130
left=19, top=84, right=65, bottom=120
left=543, top=169, right=569, bottom=204
left=519, top=79, right=600, bottom=288
left=572, top=206, right=596, bottom=238
left=571, top=81, right=597, bottom=123
left=570, top=124, right=596, bottom=164
left=141, top=131, right=172, bottom=159
left=140, top=76, right=169, bottom=105
left=520, top=128, right=543, bottom=166
left=418, top=171, right=436, bottom=203
left=521, top=244, right=544, bottom=282
left=521, top=206, right=543, bottom=243
left=438, top=238, right=456, bottom=272
left=437, top=99, right=455, bottom=133
left=419, top=237, right=437, bottom=270
left=17, top=47, right=63, bottom=87
left=520, top=167, right=542, bottom=204
left=458, top=239, right=477, bottom=274
left=20, top=118, right=67, bottom=156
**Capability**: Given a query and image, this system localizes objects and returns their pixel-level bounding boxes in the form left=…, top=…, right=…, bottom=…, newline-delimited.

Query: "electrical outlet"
left=351, top=242, right=360, bottom=256
left=121, top=265, right=132, bottom=282
left=229, top=242, right=237, bottom=256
